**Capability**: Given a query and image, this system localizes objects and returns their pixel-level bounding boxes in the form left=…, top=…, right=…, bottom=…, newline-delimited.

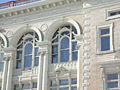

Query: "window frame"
left=96, top=23, right=114, bottom=54
left=105, top=73, right=119, bottom=90
left=50, top=77, right=77, bottom=90
left=51, top=25, right=78, bottom=63
left=106, top=7, right=120, bottom=20
left=16, top=32, right=39, bottom=70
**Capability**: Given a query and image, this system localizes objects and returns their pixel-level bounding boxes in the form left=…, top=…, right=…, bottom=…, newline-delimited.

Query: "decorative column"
left=75, top=35, right=83, bottom=90
left=37, top=41, right=50, bottom=90
left=37, top=48, right=44, bottom=90
left=3, top=47, right=16, bottom=90
left=1, top=54, right=10, bottom=90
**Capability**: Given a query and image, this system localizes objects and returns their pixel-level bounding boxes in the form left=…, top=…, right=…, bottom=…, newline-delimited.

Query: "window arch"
left=16, top=32, right=39, bottom=69
left=0, top=37, right=5, bottom=71
left=52, top=25, right=78, bottom=63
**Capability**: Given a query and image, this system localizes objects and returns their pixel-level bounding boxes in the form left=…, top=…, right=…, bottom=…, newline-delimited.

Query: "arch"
left=45, top=18, right=82, bottom=41
left=0, top=33, right=8, bottom=48
left=11, top=25, right=43, bottom=47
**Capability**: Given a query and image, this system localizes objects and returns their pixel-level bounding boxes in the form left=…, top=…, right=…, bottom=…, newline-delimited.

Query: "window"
left=50, top=78, right=77, bottom=90
left=22, top=83, right=30, bottom=89
left=106, top=73, right=119, bottom=89
left=32, top=82, right=37, bottom=88
left=14, top=84, right=20, bottom=90
left=0, top=37, right=5, bottom=71
left=96, top=24, right=113, bottom=54
left=106, top=8, right=120, bottom=20
left=52, top=25, right=78, bottom=63
left=16, top=32, right=39, bottom=69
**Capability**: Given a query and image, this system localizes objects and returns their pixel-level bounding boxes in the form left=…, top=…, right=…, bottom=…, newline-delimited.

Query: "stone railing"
left=13, top=67, right=39, bottom=77
left=0, top=0, right=43, bottom=9
left=49, top=61, right=77, bottom=72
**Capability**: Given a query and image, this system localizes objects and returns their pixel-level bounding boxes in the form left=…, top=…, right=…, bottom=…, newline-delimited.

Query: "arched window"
left=0, top=37, right=5, bottom=71
left=52, top=25, right=78, bottom=63
left=16, top=32, right=39, bottom=69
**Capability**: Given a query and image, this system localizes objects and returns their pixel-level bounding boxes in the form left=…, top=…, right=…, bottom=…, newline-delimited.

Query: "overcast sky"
left=0, top=0, right=16, bottom=4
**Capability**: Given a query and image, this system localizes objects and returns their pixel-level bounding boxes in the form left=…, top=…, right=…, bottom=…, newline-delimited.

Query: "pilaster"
left=3, top=47, right=16, bottom=90
left=37, top=41, right=51, bottom=90
left=82, top=8, right=91, bottom=90
left=75, top=34, right=83, bottom=90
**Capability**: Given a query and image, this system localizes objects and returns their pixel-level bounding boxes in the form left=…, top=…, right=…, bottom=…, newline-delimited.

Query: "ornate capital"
left=3, top=47, right=16, bottom=53
left=3, top=53, right=12, bottom=61
left=38, top=48, right=48, bottom=55
left=37, top=41, right=51, bottom=48
left=75, top=35, right=83, bottom=49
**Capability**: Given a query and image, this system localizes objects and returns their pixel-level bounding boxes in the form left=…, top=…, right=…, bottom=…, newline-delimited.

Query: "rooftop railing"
left=0, top=0, right=43, bottom=9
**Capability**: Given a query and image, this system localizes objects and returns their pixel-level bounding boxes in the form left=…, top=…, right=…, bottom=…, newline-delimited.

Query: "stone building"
left=0, top=0, right=120, bottom=90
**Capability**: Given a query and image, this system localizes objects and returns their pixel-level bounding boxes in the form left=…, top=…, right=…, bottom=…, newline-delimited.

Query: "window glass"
left=107, top=74, right=118, bottom=80
left=107, top=81, right=118, bottom=88
left=22, top=83, right=30, bottom=89
left=72, top=42, right=77, bottom=51
left=101, top=29, right=109, bottom=35
left=16, top=60, right=22, bottom=69
left=52, top=54, right=58, bottom=63
left=17, top=51, right=22, bottom=59
left=71, top=87, right=77, bottom=90
left=60, top=50, right=69, bottom=62
left=61, top=37, right=69, bottom=49
left=32, top=82, right=37, bottom=88
left=52, top=45, right=58, bottom=54
left=14, top=84, right=20, bottom=90
left=72, top=52, right=78, bottom=61
left=35, top=48, right=39, bottom=56
left=0, top=63, right=4, bottom=71
left=61, top=31, right=69, bottom=35
left=50, top=88, right=57, bottom=90
left=59, top=87, right=69, bottom=90
left=24, top=56, right=32, bottom=68
left=34, top=57, right=39, bottom=66
left=71, top=78, right=77, bottom=84
left=101, top=36, right=110, bottom=51
left=24, top=43, right=33, bottom=55
left=59, top=79, right=69, bottom=85
left=50, top=80, right=57, bottom=86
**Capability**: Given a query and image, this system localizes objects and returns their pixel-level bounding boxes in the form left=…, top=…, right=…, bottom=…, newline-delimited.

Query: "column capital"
left=75, top=35, right=83, bottom=49
left=37, top=41, right=51, bottom=48
left=38, top=48, right=48, bottom=55
left=3, top=47, right=16, bottom=53
left=3, top=53, right=12, bottom=61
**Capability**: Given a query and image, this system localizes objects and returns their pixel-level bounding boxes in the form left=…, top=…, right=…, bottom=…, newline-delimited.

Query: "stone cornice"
left=97, top=59, right=120, bottom=68
left=0, top=0, right=80, bottom=19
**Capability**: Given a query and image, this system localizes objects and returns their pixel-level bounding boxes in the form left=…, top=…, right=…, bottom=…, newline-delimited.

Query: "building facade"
left=0, top=0, right=120, bottom=90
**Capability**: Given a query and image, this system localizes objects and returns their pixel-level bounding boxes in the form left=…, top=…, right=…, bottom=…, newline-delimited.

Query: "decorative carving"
left=55, top=66, right=70, bottom=76
left=40, top=24, right=48, bottom=32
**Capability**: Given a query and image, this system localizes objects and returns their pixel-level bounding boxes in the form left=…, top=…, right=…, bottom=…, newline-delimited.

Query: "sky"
left=0, top=0, right=16, bottom=4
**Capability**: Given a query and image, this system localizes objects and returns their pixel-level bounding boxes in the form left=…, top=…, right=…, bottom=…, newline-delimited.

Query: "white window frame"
left=105, top=73, right=119, bottom=90
left=106, top=7, right=120, bottom=20
left=96, top=23, right=114, bottom=54
left=16, top=32, right=39, bottom=70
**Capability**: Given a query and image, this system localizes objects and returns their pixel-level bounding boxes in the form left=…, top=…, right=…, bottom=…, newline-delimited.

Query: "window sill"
left=96, top=50, right=114, bottom=55
left=106, top=15, right=120, bottom=20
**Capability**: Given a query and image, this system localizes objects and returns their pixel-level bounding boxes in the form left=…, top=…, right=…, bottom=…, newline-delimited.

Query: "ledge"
left=0, top=0, right=80, bottom=19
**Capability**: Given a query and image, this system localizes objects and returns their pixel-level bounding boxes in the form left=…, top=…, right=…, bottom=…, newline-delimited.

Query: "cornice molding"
left=0, top=0, right=80, bottom=19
